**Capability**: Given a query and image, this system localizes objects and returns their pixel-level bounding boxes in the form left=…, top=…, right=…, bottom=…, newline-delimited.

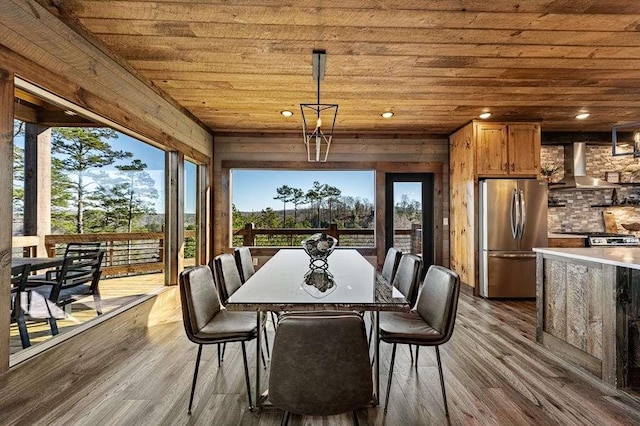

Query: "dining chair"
left=269, top=312, right=373, bottom=425
left=235, top=247, right=280, bottom=330
left=10, top=264, right=32, bottom=348
left=212, top=253, right=270, bottom=366
left=380, top=247, right=403, bottom=284
left=234, top=247, right=255, bottom=284
left=27, top=251, right=104, bottom=335
left=179, top=265, right=256, bottom=413
left=369, top=253, right=422, bottom=351
left=380, top=265, right=460, bottom=415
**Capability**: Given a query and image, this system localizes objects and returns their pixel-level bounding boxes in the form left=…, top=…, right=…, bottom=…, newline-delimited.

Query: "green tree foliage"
left=324, top=184, right=342, bottom=224
left=52, top=127, right=132, bottom=233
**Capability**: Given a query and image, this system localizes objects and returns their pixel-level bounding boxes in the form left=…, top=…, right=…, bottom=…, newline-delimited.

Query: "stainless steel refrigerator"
left=479, top=179, right=548, bottom=298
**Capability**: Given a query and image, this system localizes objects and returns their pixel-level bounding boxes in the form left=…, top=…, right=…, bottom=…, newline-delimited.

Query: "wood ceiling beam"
left=0, top=0, right=212, bottom=161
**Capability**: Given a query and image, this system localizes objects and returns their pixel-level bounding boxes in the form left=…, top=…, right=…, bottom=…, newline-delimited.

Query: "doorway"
left=385, top=173, right=435, bottom=271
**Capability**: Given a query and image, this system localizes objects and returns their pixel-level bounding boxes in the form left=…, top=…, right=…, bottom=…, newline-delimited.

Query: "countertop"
left=548, top=233, right=587, bottom=239
left=533, top=247, right=640, bottom=269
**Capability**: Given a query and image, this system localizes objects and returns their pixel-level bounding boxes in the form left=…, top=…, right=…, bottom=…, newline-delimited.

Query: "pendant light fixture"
left=300, top=49, right=338, bottom=162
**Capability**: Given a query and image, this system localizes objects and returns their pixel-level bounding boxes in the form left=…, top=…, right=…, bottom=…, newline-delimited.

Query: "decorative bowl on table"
left=301, top=233, right=338, bottom=298
left=301, top=233, right=337, bottom=260
left=622, top=222, right=640, bottom=232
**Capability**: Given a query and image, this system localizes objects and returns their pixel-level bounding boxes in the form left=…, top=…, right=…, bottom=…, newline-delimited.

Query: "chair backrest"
left=380, top=247, right=402, bottom=283
left=234, top=247, right=255, bottom=284
left=391, top=253, right=422, bottom=306
left=50, top=251, right=104, bottom=302
left=213, top=253, right=243, bottom=303
left=415, top=265, right=460, bottom=342
left=179, top=266, right=222, bottom=343
left=11, top=264, right=30, bottom=318
left=64, top=242, right=102, bottom=257
left=269, top=312, right=373, bottom=416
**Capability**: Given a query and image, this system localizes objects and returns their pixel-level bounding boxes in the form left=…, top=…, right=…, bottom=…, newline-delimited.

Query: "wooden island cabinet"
left=534, top=247, right=640, bottom=388
left=449, top=120, right=542, bottom=289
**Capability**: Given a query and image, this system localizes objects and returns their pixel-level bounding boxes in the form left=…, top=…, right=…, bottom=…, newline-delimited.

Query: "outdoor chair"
left=269, top=312, right=373, bottom=425
left=380, top=265, right=460, bottom=415
left=179, top=265, right=256, bottom=413
left=27, top=251, right=104, bottom=335
left=10, top=264, right=31, bottom=348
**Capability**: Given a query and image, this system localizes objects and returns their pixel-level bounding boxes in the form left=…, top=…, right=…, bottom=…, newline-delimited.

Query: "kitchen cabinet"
left=475, top=122, right=541, bottom=177
left=449, top=120, right=542, bottom=290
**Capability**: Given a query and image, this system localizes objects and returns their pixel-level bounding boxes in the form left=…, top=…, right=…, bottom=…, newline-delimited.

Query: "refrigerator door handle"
left=487, top=253, right=537, bottom=259
left=510, top=189, right=519, bottom=239
left=518, top=189, right=526, bottom=239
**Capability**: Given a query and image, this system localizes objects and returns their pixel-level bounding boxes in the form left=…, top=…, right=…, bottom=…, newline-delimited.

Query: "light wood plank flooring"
left=4, top=286, right=640, bottom=425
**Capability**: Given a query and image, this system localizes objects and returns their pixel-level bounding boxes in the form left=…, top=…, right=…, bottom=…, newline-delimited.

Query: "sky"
left=13, top=124, right=197, bottom=214
left=232, top=170, right=375, bottom=212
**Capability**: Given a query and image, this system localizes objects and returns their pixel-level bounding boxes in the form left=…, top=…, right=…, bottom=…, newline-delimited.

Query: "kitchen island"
left=534, top=247, right=640, bottom=388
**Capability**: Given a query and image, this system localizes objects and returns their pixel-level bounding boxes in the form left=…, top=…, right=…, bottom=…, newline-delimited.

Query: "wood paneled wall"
left=213, top=134, right=449, bottom=268
left=449, top=124, right=475, bottom=287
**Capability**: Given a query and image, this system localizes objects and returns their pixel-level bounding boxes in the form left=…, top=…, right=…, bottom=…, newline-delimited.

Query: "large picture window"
left=231, top=170, right=375, bottom=247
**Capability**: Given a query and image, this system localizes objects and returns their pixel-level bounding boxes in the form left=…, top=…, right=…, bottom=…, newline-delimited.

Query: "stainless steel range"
left=587, top=233, right=640, bottom=246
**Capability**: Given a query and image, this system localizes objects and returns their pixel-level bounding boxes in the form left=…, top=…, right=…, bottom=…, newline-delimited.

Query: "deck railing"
left=233, top=223, right=422, bottom=253
left=32, top=231, right=196, bottom=277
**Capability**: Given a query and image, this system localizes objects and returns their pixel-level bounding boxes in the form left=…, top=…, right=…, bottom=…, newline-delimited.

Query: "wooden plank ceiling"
left=37, top=0, right=640, bottom=135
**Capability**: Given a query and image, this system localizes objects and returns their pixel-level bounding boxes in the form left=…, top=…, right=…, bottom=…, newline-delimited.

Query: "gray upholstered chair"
left=234, top=247, right=255, bottom=284
left=380, top=247, right=402, bottom=284
left=212, top=253, right=269, bottom=367
left=369, top=253, right=421, bottom=352
left=179, top=265, right=256, bottom=413
left=269, top=312, right=373, bottom=425
left=380, top=265, right=460, bottom=415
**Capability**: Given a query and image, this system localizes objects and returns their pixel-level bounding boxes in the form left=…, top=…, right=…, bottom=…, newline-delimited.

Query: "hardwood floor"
left=3, top=286, right=640, bottom=425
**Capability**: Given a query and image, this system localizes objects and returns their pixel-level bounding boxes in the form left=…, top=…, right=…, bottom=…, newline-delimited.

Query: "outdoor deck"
left=9, top=273, right=165, bottom=355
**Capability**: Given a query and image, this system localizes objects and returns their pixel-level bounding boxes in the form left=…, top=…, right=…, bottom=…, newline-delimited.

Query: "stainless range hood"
left=553, top=142, right=621, bottom=190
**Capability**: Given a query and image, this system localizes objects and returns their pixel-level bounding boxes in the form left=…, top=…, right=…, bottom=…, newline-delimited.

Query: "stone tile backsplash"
left=542, top=145, right=640, bottom=234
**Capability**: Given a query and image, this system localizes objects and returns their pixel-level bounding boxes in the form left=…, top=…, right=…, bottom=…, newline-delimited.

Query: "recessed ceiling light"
left=64, top=110, right=77, bottom=116
left=280, top=110, right=293, bottom=117
left=381, top=111, right=394, bottom=119
left=478, top=112, right=492, bottom=119
left=575, top=112, right=590, bottom=120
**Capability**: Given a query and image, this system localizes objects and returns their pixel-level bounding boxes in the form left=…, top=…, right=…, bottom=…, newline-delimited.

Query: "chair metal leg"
left=409, top=344, right=414, bottom=364
left=188, top=344, right=203, bottom=414
left=261, top=345, right=267, bottom=369
left=241, top=342, right=253, bottom=410
left=435, top=346, right=449, bottom=416
left=263, top=326, right=270, bottom=358
left=217, top=343, right=221, bottom=367
left=271, top=311, right=278, bottom=330
left=221, top=342, right=227, bottom=361
left=281, top=411, right=291, bottom=426
left=48, top=317, right=59, bottom=335
left=415, top=346, right=420, bottom=368
left=93, top=290, right=103, bottom=315
left=16, top=314, right=31, bottom=348
left=384, top=343, right=397, bottom=412
left=352, top=410, right=360, bottom=425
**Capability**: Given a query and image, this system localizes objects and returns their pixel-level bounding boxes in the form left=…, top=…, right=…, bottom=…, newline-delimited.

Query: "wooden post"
left=243, top=223, right=255, bottom=246
left=24, top=123, right=51, bottom=257
left=0, top=68, right=14, bottom=373
left=328, top=223, right=339, bottom=243
left=196, top=163, right=209, bottom=265
left=411, top=223, right=422, bottom=255
left=165, top=151, right=184, bottom=286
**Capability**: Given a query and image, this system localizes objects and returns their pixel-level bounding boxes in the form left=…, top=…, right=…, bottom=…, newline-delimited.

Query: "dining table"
left=225, top=248, right=410, bottom=409
left=11, top=256, right=65, bottom=271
